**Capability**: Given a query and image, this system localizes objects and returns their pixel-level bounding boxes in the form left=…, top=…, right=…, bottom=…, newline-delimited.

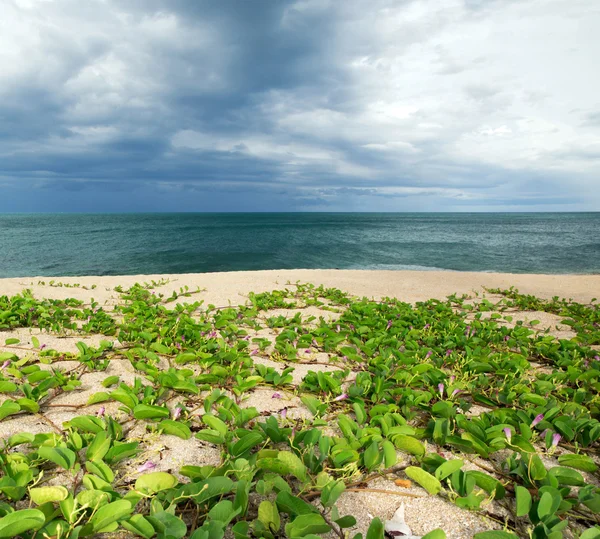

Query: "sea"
left=0, top=213, right=598, bottom=277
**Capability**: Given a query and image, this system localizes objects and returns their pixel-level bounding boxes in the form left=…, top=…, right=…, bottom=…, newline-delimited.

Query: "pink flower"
left=96, top=406, right=105, bottom=417
left=172, top=407, right=182, bottom=420
left=333, top=393, right=348, bottom=402
left=451, top=389, right=461, bottom=397
left=1, top=360, right=10, bottom=370
left=250, top=349, right=258, bottom=356
left=280, top=408, right=288, bottom=419
left=137, top=461, right=156, bottom=473
left=424, top=324, right=430, bottom=330
left=445, top=349, right=452, bottom=357
left=504, top=335, right=510, bottom=342
left=425, top=350, right=433, bottom=359
left=386, top=320, right=393, bottom=330
left=39, top=344, right=47, bottom=351
left=503, top=427, right=512, bottom=444
left=594, top=355, right=600, bottom=361
left=531, top=414, right=544, bottom=427
left=272, top=392, right=282, bottom=399
left=438, top=383, right=444, bottom=398
left=449, top=375, right=455, bottom=383
left=552, top=433, right=561, bottom=448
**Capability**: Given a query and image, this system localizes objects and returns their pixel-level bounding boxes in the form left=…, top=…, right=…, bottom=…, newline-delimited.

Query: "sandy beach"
left=0, top=269, right=598, bottom=539
left=1, top=269, right=598, bottom=306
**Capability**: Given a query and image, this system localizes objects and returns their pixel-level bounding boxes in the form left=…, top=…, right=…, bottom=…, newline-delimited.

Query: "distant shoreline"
left=1, top=269, right=598, bottom=304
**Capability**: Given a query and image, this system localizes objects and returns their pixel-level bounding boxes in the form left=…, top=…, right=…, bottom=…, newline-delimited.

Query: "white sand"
left=1, top=269, right=598, bottom=306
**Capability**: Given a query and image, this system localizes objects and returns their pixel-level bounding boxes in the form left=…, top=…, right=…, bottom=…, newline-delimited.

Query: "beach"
left=1, top=269, right=599, bottom=306
left=0, top=270, right=598, bottom=539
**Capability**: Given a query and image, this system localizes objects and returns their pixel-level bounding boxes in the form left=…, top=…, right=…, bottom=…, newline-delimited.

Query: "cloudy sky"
left=1, top=0, right=599, bottom=212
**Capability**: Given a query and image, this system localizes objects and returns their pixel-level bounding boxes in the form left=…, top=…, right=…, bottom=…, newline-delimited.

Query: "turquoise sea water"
left=0, top=213, right=598, bottom=277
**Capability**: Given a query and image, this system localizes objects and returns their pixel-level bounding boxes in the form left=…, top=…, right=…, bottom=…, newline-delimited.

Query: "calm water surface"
left=0, top=213, right=598, bottom=277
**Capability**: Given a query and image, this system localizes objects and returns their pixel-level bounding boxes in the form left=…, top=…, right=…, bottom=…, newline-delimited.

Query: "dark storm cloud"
left=0, top=0, right=598, bottom=211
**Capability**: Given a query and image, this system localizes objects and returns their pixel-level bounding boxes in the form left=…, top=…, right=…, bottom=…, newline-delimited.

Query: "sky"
left=1, top=0, right=599, bottom=212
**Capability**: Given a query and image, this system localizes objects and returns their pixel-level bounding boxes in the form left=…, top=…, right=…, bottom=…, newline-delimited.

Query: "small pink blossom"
left=333, top=393, right=348, bottom=402
left=250, top=349, right=258, bottom=356
left=172, top=407, right=182, bottom=420
left=280, top=407, right=288, bottom=419
left=503, top=427, right=512, bottom=444
left=424, top=324, right=430, bottom=330
left=451, top=389, right=461, bottom=397
left=272, top=392, right=282, bottom=399
left=504, top=335, right=510, bottom=342
left=449, top=375, right=455, bottom=383
left=594, top=355, right=600, bottom=361
left=445, top=349, right=452, bottom=357
left=39, top=344, right=47, bottom=351
left=438, top=383, right=444, bottom=398
left=386, top=320, right=393, bottom=330
left=531, top=414, right=544, bottom=427
left=137, top=461, right=157, bottom=473
left=425, top=350, right=433, bottom=359
left=96, top=406, right=105, bottom=417
left=1, top=360, right=10, bottom=370
left=552, top=433, right=561, bottom=447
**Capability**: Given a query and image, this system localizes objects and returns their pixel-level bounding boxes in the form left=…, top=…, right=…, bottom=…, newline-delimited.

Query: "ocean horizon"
left=1, top=212, right=598, bottom=277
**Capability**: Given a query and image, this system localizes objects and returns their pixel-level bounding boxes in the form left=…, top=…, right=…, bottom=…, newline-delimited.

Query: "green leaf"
left=515, top=486, right=532, bottom=517
left=321, top=480, right=345, bottom=508
left=76, top=489, right=110, bottom=509
left=276, top=491, right=318, bottom=517
left=159, top=419, right=192, bottom=440
left=580, top=528, right=600, bottom=539
left=195, top=429, right=226, bottom=444
left=146, top=511, right=187, bottom=539
left=364, top=441, right=381, bottom=471
left=135, top=472, right=178, bottom=494
left=548, top=466, right=585, bottom=486
left=90, top=499, right=133, bottom=532
left=64, top=415, right=105, bottom=434
left=435, top=459, right=464, bottom=481
left=231, top=432, right=264, bottom=457
left=422, top=530, right=447, bottom=539
left=87, top=392, right=110, bottom=405
left=102, top=375, right=120, bottom=387
left=405, top=467, right=442, bottom=495
left=86, top=431, right=111, bottom=461
left=278, top=451, right=308, bottom=482
left=121, top=515, right=155, bottom=539
left=0, top=400, right=20, bottom=421
left=473, top=532, right=518, bottom=539
left=0, top=382, right=17, bottom=393
left=392, top=435, right=425, bottom=457
left=37, top=446, right=76, bottom=469
left=0, top=509, right=46, bottom=538
left=365, top=517, right=384, bottom=539
left=258, top=500, right=281, bottom=532
left=285, top=513, right=331, bottom=538
left=29, top=486, right=69, bottom=505
left=133, top=404, right=170, bottom=420
left=4, top=338, right=19, bottom=345
left=202, top=414, right=228, bottom=437
left=335, top=515, right=357, bottom=529
left=557, top=454, right=598, bottom=472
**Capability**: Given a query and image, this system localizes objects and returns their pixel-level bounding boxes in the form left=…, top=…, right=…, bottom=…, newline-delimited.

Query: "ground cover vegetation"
left=0, top=281, right=598, bottom=539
